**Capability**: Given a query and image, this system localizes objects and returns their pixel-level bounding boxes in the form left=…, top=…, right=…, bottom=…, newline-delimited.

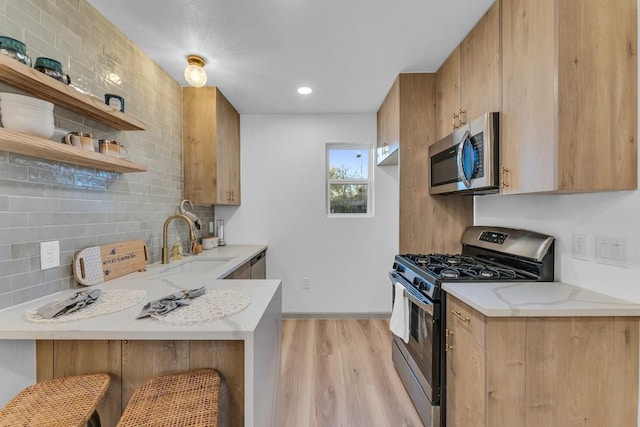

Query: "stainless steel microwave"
left=429, top=112, right=499, bottom=195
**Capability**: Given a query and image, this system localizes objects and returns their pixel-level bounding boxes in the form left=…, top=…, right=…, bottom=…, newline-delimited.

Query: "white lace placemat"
left=25, top=289, right=147, bottom=323
left=150, top=289, right=251, bottom=324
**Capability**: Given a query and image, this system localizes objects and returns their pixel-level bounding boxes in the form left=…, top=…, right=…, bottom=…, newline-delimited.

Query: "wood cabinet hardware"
left=451, top=309, right=470, bottom=323
left=500, top=167, right=509, bottom=188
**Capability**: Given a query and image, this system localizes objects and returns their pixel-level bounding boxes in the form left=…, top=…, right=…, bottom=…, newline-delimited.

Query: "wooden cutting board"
left=73, top=240, right=148, bottom=286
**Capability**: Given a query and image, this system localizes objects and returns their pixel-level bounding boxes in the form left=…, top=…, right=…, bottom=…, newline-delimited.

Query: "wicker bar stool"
left=117, top=368, right=221, bottom=427
left=0, top=372, right=111, bottom=427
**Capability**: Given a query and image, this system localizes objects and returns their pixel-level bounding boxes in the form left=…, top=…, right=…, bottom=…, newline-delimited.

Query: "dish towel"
left=35, top=289, right=102, bottom=319
left=136, top=286, right=206, bottom=319
left=389, top=282, right=409, bottom=343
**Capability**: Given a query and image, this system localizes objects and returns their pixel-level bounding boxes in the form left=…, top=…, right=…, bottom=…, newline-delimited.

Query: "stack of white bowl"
left=0, top=92, right=54, bottom=139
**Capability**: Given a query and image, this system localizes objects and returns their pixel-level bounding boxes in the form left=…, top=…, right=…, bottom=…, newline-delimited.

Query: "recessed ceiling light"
left=297, top=86, right=312, bottom=95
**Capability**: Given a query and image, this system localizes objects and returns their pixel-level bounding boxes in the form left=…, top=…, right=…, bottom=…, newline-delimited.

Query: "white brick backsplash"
left=0, top=0, right=215, bottom=306
left=0, top=14, right=24, bottom=39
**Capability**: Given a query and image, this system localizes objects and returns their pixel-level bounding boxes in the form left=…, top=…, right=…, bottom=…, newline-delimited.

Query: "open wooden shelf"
left=0, top=55, right=146, bottom=131
left=0, top=128, right=147, bottom=173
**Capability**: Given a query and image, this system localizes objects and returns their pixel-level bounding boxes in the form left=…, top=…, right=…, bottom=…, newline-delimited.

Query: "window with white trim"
left=326, top=143, right=374, bottom=216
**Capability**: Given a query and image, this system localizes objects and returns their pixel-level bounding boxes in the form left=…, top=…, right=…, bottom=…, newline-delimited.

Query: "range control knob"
left=413, top=278, right=427, bottom=291
left=394, top=263, right=405, bottom=273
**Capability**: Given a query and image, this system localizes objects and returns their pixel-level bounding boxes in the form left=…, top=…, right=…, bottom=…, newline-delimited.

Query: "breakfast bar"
left=0, top=250, right=281, bottom=427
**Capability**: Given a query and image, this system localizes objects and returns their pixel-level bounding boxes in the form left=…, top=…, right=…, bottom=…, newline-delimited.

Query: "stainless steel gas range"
left=389, top=226, right=555, bottom=427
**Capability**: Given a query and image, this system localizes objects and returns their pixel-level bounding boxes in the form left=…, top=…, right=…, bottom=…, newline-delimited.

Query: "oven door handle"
left=389, top=271, right=434, bottom=315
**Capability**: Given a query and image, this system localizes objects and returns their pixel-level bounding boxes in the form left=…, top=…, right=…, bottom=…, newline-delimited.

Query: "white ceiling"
left=87, top=0, right=494, bottom=114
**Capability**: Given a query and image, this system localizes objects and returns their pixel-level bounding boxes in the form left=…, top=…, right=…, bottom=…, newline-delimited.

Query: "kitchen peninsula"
left=0, top=245, right=280, bottom=427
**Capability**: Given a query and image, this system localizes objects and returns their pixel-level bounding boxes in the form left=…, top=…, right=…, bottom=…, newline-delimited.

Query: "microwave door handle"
left=389, top=272, right=434, bottom=315
left=456, top=130, right=473, bottom=189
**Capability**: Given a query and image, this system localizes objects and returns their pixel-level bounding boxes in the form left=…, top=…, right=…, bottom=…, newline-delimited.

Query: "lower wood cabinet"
left=36, top=339, right=244, bottom=427
left=445, top=295, right=639, bottom=427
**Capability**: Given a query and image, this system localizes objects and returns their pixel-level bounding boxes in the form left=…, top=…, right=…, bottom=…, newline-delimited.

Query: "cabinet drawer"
left=447, top=296, right=485, bottom=347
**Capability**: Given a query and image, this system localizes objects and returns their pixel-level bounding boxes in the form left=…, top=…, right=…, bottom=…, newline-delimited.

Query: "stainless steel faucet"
left=162, top=214, right=196, bottom=264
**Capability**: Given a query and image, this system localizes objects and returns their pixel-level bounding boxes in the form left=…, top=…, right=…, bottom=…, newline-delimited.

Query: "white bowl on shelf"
left=0, top=104, right=53, bottom=116
left=0, top=113, right=55, bottom=138
left=0, top=92, right=54, bottom=111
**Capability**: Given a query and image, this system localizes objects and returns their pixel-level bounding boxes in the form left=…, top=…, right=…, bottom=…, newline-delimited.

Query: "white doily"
left=150, top=289, right=251, bottom=324
left=25, top=289, right=147, bottom=323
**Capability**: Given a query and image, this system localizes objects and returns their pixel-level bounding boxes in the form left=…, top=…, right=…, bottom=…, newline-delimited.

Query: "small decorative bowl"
left=0, top=36, right=31, bottom=66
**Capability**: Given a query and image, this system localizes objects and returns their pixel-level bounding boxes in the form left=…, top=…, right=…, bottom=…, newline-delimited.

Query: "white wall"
left=216, top=114, right=399, bottom=314
left=474, top=191, right=640, bottom=301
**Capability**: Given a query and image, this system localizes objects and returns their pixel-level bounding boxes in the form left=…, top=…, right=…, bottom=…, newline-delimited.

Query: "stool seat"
left=0, top=372, right=110, bottom=427
left=117, top=368, right=221, bottom=427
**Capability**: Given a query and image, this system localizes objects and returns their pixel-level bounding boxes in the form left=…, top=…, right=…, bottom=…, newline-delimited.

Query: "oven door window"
left=406, top=301, right=434, bottom=378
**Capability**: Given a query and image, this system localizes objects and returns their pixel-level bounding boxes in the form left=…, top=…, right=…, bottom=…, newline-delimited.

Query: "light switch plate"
left=595, top=236, right=629, bottom=268
left=40, top=240, right=60, bottom=270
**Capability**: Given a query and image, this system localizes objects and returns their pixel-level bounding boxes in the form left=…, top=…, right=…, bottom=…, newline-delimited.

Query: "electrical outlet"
left=302, top=277, right=311, bottom=290
left=209, top=221, right=214, bottom=234
left=572, top=234, right=588, bottom=261
left=40, top=240, right=60, bottom=270
left=595, top=236, right=629, bottom=268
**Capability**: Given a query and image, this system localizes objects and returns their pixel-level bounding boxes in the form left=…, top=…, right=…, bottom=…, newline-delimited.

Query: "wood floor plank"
left=282, top=319, right=424, bottom=427
left=282, top=318, right=316, bottom=426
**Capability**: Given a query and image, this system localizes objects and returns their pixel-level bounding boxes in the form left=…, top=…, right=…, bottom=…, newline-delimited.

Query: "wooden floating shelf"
left=0, top=55, right=146, bottom=131
left=0, top=128, right=147, bottom=173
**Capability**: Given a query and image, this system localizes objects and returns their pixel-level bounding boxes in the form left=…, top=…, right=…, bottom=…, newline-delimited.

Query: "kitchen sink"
left=156, top=257, right=235, bottom=274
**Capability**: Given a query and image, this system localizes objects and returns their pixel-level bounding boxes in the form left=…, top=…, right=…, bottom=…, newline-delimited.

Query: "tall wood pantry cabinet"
left=500, top=0, right=637, bottom=193
left=436, top=0, right=501, bottom=140
left=183, top=87, right=241, bottom=205
left=378, top=74, right=473, bottom=254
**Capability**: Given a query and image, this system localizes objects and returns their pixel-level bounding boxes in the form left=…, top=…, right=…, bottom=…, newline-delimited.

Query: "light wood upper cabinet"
left=393, top=73, right=473, bottom=254
left=183, top=87, right=241, bottom=205
left=436, top=1, right=500, bottom=140
left=376, top=78, right=400, bottom=165
left=445, top=295, right=639, bottom=427
left=460, top=0, right=501, bottom=125
left=435, top=47, right=461, bottom=140
left=501, top=0, right=637, bottom=193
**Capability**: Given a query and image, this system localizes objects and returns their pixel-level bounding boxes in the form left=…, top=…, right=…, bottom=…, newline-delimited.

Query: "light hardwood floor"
left=282, top=319, right=424, bottom=427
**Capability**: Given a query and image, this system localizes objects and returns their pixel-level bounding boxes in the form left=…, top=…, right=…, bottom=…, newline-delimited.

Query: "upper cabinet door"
left=460, top=0, right=501, bottom=124
left=436, top=1, right=501, bottom=142
left=376, top=77, right=400, bottom=165
left=216, top=91, right=241, bottom=205
left=435, top=47, right=461, bottom=141
left=501, top=0, right=556, bottom=194
left=501, top=0, right=637, bottom=194
left=183, top=87, right=241, bottom=205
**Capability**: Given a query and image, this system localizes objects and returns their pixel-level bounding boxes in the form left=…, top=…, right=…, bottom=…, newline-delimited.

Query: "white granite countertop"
left=443, top=281, right=640, bottom=317
left=0, top=244, right=279, bottom=340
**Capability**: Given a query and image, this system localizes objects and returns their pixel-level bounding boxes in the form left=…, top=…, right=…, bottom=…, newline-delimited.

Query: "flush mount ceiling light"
left=297, top=86, right=312, bottom=95
left=184, top=54, right=207, bottom=87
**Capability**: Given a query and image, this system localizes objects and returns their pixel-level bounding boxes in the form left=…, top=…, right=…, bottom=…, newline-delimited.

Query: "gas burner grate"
left=403, top=253, right=520, bottom=280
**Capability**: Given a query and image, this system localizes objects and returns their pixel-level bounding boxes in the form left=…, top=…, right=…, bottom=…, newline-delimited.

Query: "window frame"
left=325, top=143, right=375, bottom=218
